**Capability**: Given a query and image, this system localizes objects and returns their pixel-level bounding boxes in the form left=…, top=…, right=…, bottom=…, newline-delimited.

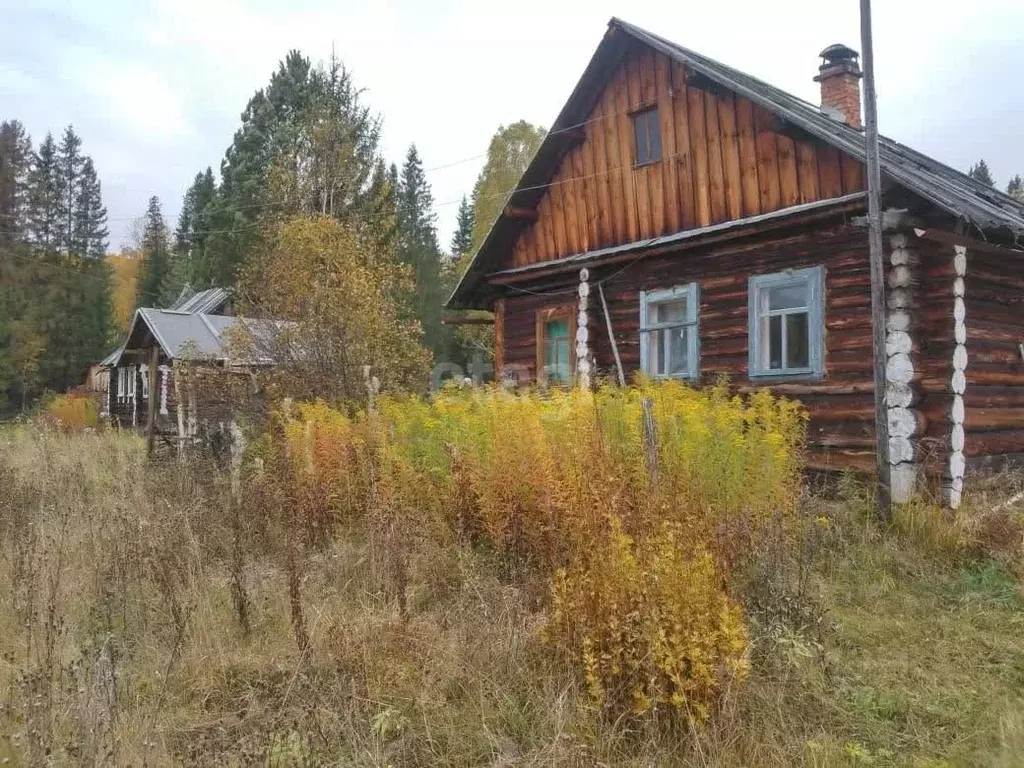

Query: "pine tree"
left=0, top=120, right=34, bottom=245
left=1007, top=174, right=1024, bottom=203
left=28, top=133, right=59, bottom=250
left=137, top=196, right=171, bottom=307
left=967, top=159, right=995, bottom=186
left=451, top=194, right=474, bottom=259
left=56, top=125, right=85, bottom=254
left=397, top=144, right=448, bottom=360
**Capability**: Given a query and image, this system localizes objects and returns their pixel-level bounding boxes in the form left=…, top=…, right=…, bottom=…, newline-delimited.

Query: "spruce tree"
left=397, top=144, right=448, bottom=360
left=28, top=133, right=59, bottom=250
left=137, top=196, right=171, bottom=307
left=0, top=120, right=34, bottom=245
left=56, top=125, right=85, bottom=254
left=967, top=159, right=995, bottom=186
left=451, top=195, right=474, bottom=259
left=175, top=167, right=217, bottom=285
left=1007, top=174, right=1024, bottom=203
left=73, top=157, right=108, bottom=258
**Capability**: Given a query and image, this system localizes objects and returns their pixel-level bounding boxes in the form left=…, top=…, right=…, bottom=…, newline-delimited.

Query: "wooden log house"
left=100, top=287, right=278, bottom=445
left=447, top=19, right=1024, bottom=507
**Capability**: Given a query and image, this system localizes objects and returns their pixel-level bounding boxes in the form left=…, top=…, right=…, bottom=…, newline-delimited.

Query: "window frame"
left=535, top=305, right=577, bottom=387
left=748, top=266, right=825, bottom=379
left=631, top=106, right=662, bottom=167
left=639, top=283, right=700, bottom=380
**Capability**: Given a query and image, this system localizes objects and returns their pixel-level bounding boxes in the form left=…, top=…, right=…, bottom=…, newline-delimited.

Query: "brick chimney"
left=814, top=44, right=863, bottom=128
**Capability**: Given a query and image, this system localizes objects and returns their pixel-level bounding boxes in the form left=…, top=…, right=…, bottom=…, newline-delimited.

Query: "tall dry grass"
left=1, top=383, right=1021, bottom=765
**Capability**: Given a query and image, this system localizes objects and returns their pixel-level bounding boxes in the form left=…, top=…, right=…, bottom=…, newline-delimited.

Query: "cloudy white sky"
left=4, top=0, right=1023, bottom=251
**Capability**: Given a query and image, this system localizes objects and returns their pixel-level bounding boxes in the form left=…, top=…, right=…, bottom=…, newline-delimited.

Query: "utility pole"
left=861, top=0, right=892, bottom=520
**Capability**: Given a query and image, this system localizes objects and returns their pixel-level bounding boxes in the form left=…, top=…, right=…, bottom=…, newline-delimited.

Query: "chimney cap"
left=819, top=43, right=859, bottom=65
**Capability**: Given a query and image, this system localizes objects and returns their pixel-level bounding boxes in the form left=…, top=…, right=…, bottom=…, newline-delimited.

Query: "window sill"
left=646, top=372, right=698, bottom=382
left=749, top=369, right=824, bottom=383
left=633, top=160, right=662, bottom=169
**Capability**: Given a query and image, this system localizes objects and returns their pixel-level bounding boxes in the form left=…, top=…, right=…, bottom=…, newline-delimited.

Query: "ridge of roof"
left=447, top=17, right=1024, bottom=310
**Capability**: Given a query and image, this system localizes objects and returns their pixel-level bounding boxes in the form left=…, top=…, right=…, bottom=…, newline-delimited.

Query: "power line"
left=0, top=142, right=690, bottom=242
left=0, top=108, right=623, bottom=226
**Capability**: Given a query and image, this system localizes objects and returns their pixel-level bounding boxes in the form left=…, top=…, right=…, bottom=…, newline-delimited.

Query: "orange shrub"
left=41, top=392, right=100, bottom=431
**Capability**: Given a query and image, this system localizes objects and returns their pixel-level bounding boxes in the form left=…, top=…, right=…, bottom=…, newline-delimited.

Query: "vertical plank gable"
left=626, top=54, right=654, bottom=237
left=501, top=45, right=874, bottom=272
left=673, top=62, right=697, bottom=229
left=795, top=140, right=820, bottom=203
left=753, top=104, right=782, bottom=212
left=704, top=91, right=727, bottom=223
left=777, top=135, right=801, bottom=208
left=735, top=96, right=762, bottom=218
left=687, top=84, right=712, bottom=226
left=718, top=93, right=743, bottom=221
left=613, top=60, right=641, bottom=241
left=656, top=53, right=681, bottom=233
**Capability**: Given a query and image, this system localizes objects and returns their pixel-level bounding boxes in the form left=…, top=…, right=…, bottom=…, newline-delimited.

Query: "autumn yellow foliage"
left=41, top=391, right=99, bottom=430
left=107, top=251, right=142, bottom=331
left=269, top=380, right=806, bottom=719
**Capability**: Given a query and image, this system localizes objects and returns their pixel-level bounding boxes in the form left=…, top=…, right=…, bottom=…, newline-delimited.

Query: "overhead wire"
left=0, top=106, right=628, bottom=227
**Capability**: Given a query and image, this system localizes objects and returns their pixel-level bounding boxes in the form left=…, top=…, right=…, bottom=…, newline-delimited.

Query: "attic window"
left=632, top=107, right=662, bottom=166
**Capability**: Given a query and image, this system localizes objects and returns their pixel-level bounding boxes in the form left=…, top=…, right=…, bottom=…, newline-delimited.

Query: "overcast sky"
left=4, top=0, right=1023, bottom=251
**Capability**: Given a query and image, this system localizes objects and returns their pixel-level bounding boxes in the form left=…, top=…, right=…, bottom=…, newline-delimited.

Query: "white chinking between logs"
left=885, top=233, right=920, bottom=503
left=577, top=268, right=593, bottom=389
left=948, top=245, right=968, bottom=509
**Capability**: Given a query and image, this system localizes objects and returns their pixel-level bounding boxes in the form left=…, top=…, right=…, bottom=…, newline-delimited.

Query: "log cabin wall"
left=911, top=235, right=957, bottom=478
left=508, top=44, right=865, bottom=271
left=501, top=221, right=881, bottom=471
left=960, top=244, right=1024, bottom=465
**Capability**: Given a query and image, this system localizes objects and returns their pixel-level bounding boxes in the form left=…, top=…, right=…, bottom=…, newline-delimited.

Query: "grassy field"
left=0, top=423, right=1022, bottom=766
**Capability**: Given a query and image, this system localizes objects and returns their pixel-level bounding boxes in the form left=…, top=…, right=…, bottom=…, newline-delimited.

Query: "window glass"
left=768, top=282, right=808, bottom=311
left=633, top=108, right=662, bottom=166
left=786, top=313, right=810, bottom=368
left=767, top=315, right=783, bottom=369
left=648, top=296, right=686, bottom=326
left=749, top=267, right=823, bottom=377
left=544, top=319, right=571, bottom=384
left=641, top=284, right=698, bottom=379
left=648, top=111, right=662, bottom=162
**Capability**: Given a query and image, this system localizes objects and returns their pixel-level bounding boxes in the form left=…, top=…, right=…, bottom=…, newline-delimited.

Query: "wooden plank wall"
left=509, top=46, right=865, bottom=269
left=502, top=223, right=878, bottom=471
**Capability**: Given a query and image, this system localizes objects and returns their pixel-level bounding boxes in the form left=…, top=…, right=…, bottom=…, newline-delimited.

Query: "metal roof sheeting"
left=169, top=286, right=230, bottom=314
left=108, top=309, right=286, bottom=366
left=447, top=17, right=1024, bottom=309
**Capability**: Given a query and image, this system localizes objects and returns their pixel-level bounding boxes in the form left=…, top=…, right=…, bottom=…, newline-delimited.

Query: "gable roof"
left=108, top=308, right=285, bottom=367
left=448, top=17, right=1024, bottom=310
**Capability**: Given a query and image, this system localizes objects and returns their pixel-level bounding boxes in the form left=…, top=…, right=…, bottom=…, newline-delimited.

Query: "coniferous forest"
left=0, top=51, right=545, bottom=415
left=0, top=121, right=112, bottom=411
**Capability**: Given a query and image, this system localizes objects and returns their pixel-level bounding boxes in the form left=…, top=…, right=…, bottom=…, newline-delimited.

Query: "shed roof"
left=447, top=17, right=1024, bottom=309
left=169, top=285, right=230, bottom=314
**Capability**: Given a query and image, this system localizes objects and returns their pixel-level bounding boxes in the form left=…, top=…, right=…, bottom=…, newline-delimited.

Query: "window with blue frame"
left=640, top=283, right=699, bottom=379
left=536, top=306, right=576, bottom=386
left=748, top=266, right=824, bottom=378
